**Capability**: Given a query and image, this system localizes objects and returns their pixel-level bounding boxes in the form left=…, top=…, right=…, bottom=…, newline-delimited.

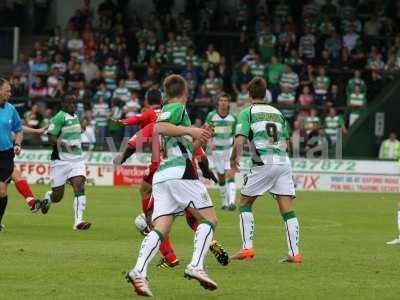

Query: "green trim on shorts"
left=282, top=211, right=296, bottom=221
left=239, top=204, right=252, bottom=213
left=74, top=191, right=85, bottom=197
left=227, top=178, right=235, bottom=183
left=153, top=229, right=165, bottom=241
left=201, top=220, right=216, bottom=231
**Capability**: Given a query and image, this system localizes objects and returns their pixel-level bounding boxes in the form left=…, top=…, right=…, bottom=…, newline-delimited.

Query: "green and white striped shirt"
left=170, top=46, right=188, bottom=65
left=280, top=72, right=299, bottom=91
left=47, top=111, right=83, bottom=161
left=250, top=63, right=267, bottom=78
left=205, top=110, right=236, bottom=151
left=313, top=76, right=330, bottom=95
left=153, top=102, right=197, bottom=184
left=324, top=115, right=344, bottom=143
left=236, top=104, right=290, bottom=165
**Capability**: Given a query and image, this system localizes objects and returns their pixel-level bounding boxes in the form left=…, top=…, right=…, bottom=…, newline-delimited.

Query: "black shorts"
left=0, top=148, right=15, bottom=183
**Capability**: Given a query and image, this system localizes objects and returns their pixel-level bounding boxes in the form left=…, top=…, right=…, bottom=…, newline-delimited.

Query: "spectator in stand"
left=324, top=107, right=346, bottom=145
left=13, top=53, right=30, bottom=77
left=379, top=132, right=400, bottom=160
left=327, top=84, right=345, bottom=106
left=280, top=64, right=299, bottom=95
left=346, top=70, right=367, bottom=96
left=277, top=86, right=296, bottom=120
left=291, top=119, right=307, bottom=157
left=66, top=63, right=85, bottom=90
left=113, top=79, right=131, bottom=103
left=205, top=43, right=221, bottom=66
left=93, top=82, right=111, bottom=104
left=324, top=31, right=342, bottom=59
left=51, top=53, right=67, bottom=74
left=232, top=62, right=252, bottom=94
left=348, top=84, right=367, bottom=126
left=108, top=98, right=124, bottom=146
left=299, top=27, right=316, bottom=62
left=103, top=57, right=118, bottom=90
left=241, top=47, right=258, bottom=67
left=92, top=96, right=109, bottom=142
left=125, top=70, right=141, bottom=92
left=257, top=23, right=276, bottom=63
left=312, top=66, right=331, bottom=105
left=67, top=31, right=84, bottom=60
left=237, top=83, right=249, bottom=108
left=284, top=48, right=303, bottom=74
left=123, top=92, right=142, bottom=137
left=278, top=23, right=296, bottom=57
left=304, top=108, right=321, bottom=135
left=30, top=55, right=49, bottom=84
left=203, top=68, right=223, bottom=96
left=267, top=55, right=285, bottom=101
left=81, top=54, right=99, bottom=84
left=249, top=55, right=267, bottom=79
left=298, top=85, right=313, bottom=106
left=10, top=76, right=26, bottom=97
left=141, top=66, right=158, bottom=91
left=367, top=52, right=385, bottom=73
left=192, top=85, right=213, bottom=122
left=342, top=26, right=359, bottom=52
left=81, top=115, right=96, bottom=151
left=305, top=127, right=331, bottom=158
left=29, top=77, right=48, bottom=98
left=186, top=46, right=201, bottom=68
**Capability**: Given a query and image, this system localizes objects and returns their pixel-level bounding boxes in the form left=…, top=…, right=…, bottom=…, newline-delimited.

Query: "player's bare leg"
left=41, top=185, right=65, bottom=214
left=70, top=176, right=91, bottom=230
left=12, top=168, right=42, bottom=212
left=231, top=194, right=257, bottom=260
left=276, top=195, right=302, bottom=263
left=127, top=215, right=174, bottom=297
left=0, top=181, right=8, bottom=231
left=386, top=201, right=400, bottom=245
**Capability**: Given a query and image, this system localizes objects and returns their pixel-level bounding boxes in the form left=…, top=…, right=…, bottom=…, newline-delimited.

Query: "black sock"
left=0, top=196, right=8, bottom=224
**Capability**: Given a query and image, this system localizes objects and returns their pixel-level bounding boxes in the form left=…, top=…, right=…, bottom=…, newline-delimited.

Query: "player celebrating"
left=126, top=75, right=218, bottom=297
left=230, top=77, right=302, bottom=263
left=205, top=92, right=237, bottom=210
left=41, top=94, right=91, bottom=230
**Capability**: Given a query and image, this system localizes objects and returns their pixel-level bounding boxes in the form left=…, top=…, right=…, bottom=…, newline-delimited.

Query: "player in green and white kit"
left=41, top=94, right=91, bottom=230
left=230, top=77, right=302, bottom=263
left=126, top=75, right=219, bottom=297
left=205, top=93, right=237, bottom=210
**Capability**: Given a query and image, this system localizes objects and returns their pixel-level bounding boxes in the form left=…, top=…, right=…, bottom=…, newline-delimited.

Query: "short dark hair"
left=62, top=93, right=77, bottom=103
left=163, top=74, right=187, bottom=98
left=248, top=77, right=266, bottom=99
left=218, top=92, right=231, bottom=102
left=146, top=89, right=162, bottom=105
left=0, top=77, right=9, bottom=88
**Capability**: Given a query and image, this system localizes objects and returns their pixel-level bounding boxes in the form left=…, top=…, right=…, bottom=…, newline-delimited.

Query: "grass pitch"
left=1, top=185, right=399, bottom=300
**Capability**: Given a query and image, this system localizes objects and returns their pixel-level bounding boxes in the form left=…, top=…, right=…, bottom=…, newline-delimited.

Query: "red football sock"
left=159, top=239, right=177, bottom=263
left=15, top=180, right=35, bottom=207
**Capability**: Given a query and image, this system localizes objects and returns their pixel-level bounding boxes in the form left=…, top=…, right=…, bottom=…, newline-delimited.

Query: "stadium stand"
left=5, top=0, right=400, bottom=156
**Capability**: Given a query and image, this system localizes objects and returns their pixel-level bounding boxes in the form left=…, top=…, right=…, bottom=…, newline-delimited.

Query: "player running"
left=115, top=116, right=229, bottom=269
left=126, top=75, right=219, bottom=297
left=205, top=92, right=237, bottom=210
left=40, top=94, right=91, bottom=230
left=230, top=77, right=302, bottom=263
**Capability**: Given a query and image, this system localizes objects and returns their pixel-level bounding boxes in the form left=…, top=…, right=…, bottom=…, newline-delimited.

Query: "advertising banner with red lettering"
left=14, top=150, right=400, bottom=192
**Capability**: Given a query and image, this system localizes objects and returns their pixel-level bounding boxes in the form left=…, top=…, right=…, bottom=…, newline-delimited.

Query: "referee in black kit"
left=0, top=78, right=23, bottom=231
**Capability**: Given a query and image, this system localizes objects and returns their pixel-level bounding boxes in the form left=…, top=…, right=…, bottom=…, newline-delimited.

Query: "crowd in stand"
left=7, top=0, right=400, bottom=154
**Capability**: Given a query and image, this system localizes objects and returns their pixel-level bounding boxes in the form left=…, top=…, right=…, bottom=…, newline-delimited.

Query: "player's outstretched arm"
left=23, top=125, right=48, bottom=135
left=155, top=122, right=211, bottom=140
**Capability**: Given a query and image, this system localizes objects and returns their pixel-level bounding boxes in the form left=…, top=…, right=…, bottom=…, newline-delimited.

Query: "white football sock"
left=190, top=222, right=214, bottom=269
left=239, top=206, right=254, bottom=249
left=228, top=180, right=236, bottom=205
left=218, top=183, right=228, bottom=207
left=283, top=212, right=300, bottom=257
left=73, top=193, right=86, bottom=226
left=133, top=230, right=162, bottom=277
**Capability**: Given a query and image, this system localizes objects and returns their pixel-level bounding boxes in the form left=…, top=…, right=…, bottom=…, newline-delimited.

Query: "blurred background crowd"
left=4, top=0, right=400, bottom=156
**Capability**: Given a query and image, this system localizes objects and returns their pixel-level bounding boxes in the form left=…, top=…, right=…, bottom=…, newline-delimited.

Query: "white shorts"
left=211, top=149, right=232, bottom=174
left=241, top=164, right=295, bottom=198
left=50, top=159, right=86, bottom=188
left=152, top=179, right=213, bottom=221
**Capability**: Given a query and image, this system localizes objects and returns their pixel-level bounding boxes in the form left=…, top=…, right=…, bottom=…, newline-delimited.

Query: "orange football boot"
left=230, top=248, right=256, bottom=260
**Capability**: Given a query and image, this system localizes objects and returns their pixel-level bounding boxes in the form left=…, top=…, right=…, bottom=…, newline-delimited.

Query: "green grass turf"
left=1, top=185, right=400, bottom=300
